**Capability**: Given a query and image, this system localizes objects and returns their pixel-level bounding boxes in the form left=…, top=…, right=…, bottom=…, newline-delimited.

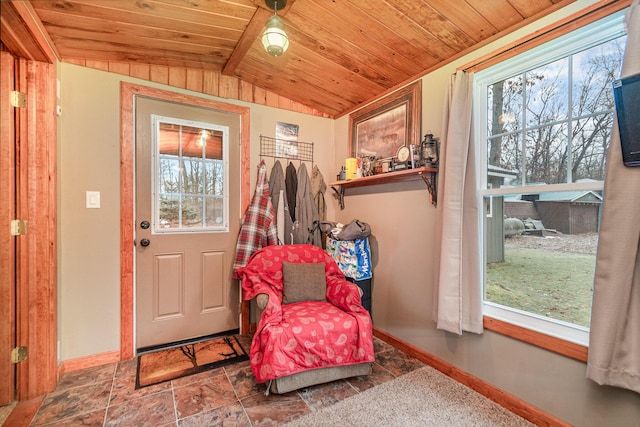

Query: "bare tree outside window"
left=483, top=34, right=626, bottom=329
left=487, top=36, right=625, bottom=187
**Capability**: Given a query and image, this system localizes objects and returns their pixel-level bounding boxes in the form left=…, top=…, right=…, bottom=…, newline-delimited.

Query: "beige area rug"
left=285, top=366, right=535, bottom=427
left=136, top=335, right=248, bottom=389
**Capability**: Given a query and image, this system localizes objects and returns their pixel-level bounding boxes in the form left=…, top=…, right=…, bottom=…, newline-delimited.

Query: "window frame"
left=473, top=10, right=627, bottom=349
left=151, top=115, right=230, bottom=234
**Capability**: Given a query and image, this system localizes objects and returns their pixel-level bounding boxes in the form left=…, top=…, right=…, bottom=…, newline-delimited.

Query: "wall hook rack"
left=259, top=135, right=314, bottom=165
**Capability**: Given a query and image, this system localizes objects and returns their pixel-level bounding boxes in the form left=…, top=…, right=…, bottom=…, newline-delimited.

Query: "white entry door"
left=135, top=96, right=241, bottom=350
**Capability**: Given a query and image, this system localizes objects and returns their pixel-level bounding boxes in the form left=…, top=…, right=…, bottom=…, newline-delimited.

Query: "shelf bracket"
left=330, top=185, right=345, bottom=210
left=418, top=171, right=437, bottom=206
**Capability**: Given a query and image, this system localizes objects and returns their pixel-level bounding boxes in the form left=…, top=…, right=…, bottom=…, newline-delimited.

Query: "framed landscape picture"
left=349, top=80, right=421, bottom=159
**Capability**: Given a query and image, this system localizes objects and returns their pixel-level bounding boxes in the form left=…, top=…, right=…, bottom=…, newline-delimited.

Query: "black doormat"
left=136, top=335, right=248, bottom=389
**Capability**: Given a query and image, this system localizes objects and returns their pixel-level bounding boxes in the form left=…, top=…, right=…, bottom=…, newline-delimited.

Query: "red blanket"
left=239, top=244, right=375, bottom=383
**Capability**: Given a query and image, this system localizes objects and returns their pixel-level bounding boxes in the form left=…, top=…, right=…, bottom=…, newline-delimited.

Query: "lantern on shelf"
left=420, top=132, right=439, bottom=167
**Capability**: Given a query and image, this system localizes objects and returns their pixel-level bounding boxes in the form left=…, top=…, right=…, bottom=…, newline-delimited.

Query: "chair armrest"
left=342, top=280, right=364, bottom=298
left=326, top=277, right=367, bottom=313
left=256, top=293, right=269, bottom=310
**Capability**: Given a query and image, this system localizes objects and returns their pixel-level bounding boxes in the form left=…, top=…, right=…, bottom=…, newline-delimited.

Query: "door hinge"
left=11, top=346, right=28, bottom=364
left=10, top=91, right=26, bottom=108
left=10, top=219, right=27, bottom=236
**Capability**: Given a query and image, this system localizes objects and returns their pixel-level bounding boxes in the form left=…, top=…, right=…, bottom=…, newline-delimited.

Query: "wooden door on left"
left=0, top=49, right=17, bottom=408
left=0, top=51, right=57, bottom=404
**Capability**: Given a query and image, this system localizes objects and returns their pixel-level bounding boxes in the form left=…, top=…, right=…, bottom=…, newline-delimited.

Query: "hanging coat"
left=232, top=161, right=278, bottom=278
left=293, top=163, right=321, bottom=246
left=285, top=162, right=298, bottom=224
left=311, top=165, right=327, bottom=223
left=268, top=160, right=292, bottom=245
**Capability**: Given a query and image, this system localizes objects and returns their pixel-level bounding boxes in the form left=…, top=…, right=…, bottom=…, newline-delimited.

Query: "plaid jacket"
left=232, top=162, right=278, bottom=278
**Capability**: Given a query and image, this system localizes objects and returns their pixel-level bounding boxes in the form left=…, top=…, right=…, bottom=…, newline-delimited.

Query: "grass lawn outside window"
left=486, top=233, right=596, bottom=328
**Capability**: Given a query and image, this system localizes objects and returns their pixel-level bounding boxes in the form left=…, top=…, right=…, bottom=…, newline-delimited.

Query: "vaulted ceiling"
left=2, top=0, right=575, bottom=118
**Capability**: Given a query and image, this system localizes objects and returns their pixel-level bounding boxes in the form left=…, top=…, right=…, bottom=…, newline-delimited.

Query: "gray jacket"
left=293, top=163, right=321, bottom=246
left=268, top=160, right=293, bottom=244
left=311, top=165, right=327, bottom=223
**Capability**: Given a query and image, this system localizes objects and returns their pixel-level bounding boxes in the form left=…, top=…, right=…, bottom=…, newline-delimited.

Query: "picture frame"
left=349, top=80, right=421, bottom=160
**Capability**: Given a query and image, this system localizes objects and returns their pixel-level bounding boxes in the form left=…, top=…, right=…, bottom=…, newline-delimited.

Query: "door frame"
left=119, top=83, right=251, bottom=360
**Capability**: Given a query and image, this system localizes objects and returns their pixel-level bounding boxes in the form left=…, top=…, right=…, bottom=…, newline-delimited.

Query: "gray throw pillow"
left=282, top=262, right=327, bottom=304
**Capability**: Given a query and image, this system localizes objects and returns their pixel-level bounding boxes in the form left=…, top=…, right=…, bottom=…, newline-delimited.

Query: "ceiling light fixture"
left=262, top=0, right=289, bottom=57
left=198, top=129, right=208, bottom=147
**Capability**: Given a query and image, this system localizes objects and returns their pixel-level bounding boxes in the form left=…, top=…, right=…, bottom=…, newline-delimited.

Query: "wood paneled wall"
left=65, top=59, right=332, bottom=118
left=15, top=57, right=58, bottom=400
left=0, top=50, right=17, bottom=407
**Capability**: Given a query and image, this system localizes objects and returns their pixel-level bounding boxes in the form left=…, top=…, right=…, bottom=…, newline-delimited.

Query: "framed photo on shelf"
left=349, top=80, right=421, bottom=160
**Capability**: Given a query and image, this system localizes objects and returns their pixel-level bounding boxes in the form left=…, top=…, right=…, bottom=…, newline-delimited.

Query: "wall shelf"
left=329, top=166, right=438, bottom=209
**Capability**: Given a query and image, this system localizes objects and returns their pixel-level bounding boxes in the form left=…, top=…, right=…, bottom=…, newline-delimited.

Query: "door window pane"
left=154, top=117, right=229, bottom=233
left=181, top=196, right=203, bottom=228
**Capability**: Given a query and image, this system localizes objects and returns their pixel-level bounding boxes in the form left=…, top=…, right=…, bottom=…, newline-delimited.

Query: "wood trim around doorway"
left=119, top=82, right=250, bottom=360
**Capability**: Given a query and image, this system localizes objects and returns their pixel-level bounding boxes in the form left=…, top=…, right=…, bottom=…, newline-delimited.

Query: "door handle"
left=140, top=220, right=150, bottom=229
left=139, top=238, right=150, bottom=247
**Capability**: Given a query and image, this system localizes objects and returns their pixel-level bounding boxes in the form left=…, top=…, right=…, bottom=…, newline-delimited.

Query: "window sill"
left=484, top=316, right=588, bottom=363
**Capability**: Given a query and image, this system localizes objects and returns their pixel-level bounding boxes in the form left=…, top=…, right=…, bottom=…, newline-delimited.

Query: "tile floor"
left=21, top=336, right=426, bottom=426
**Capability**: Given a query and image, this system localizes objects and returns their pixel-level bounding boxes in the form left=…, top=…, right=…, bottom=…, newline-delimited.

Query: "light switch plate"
left=86, top=191, right=100, bottom=208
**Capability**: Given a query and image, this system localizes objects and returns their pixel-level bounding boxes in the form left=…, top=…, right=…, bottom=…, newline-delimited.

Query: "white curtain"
left=432, top=70, right=483, bottom=334
left=587, top=0, right=640, bottom=394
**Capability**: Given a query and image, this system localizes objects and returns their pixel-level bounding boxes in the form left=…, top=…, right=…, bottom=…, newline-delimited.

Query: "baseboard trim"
left=57, top=350, right=121, bottom=380
left=373, top=327, right=570, bottom=427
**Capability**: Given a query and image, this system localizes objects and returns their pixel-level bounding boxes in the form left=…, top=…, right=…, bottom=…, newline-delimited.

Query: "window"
left=474, top=12, right=627, bottom=345
left=152, top=115, right=229, bottom=233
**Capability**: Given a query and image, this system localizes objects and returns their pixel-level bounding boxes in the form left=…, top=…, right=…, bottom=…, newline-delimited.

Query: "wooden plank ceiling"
left=11, top=0, right=574, bottom=118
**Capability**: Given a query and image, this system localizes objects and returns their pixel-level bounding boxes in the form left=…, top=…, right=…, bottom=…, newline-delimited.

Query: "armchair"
left=239, top=244, right=375, bottom=394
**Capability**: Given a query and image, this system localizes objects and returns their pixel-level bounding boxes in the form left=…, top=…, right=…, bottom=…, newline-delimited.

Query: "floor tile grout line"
left=296, top=388, right=314, bottom=414
left=103, top=362, right=118, bottom=426
left=224, top=365, right=254, bottom=426
left=171, top=366, right=250, bottom=425
left=234, top=383, right=255, bottom=427
left=372, top=360, right=397, bottom=378
left=344, top=378, right=361, bottom=394
left=28, top=374, right=117, bottom=427
left=237, top=397, right=254, bottom=426
left=171, top=382, right=180, bottom=425
left=222, top=366, right=243, bottom=403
